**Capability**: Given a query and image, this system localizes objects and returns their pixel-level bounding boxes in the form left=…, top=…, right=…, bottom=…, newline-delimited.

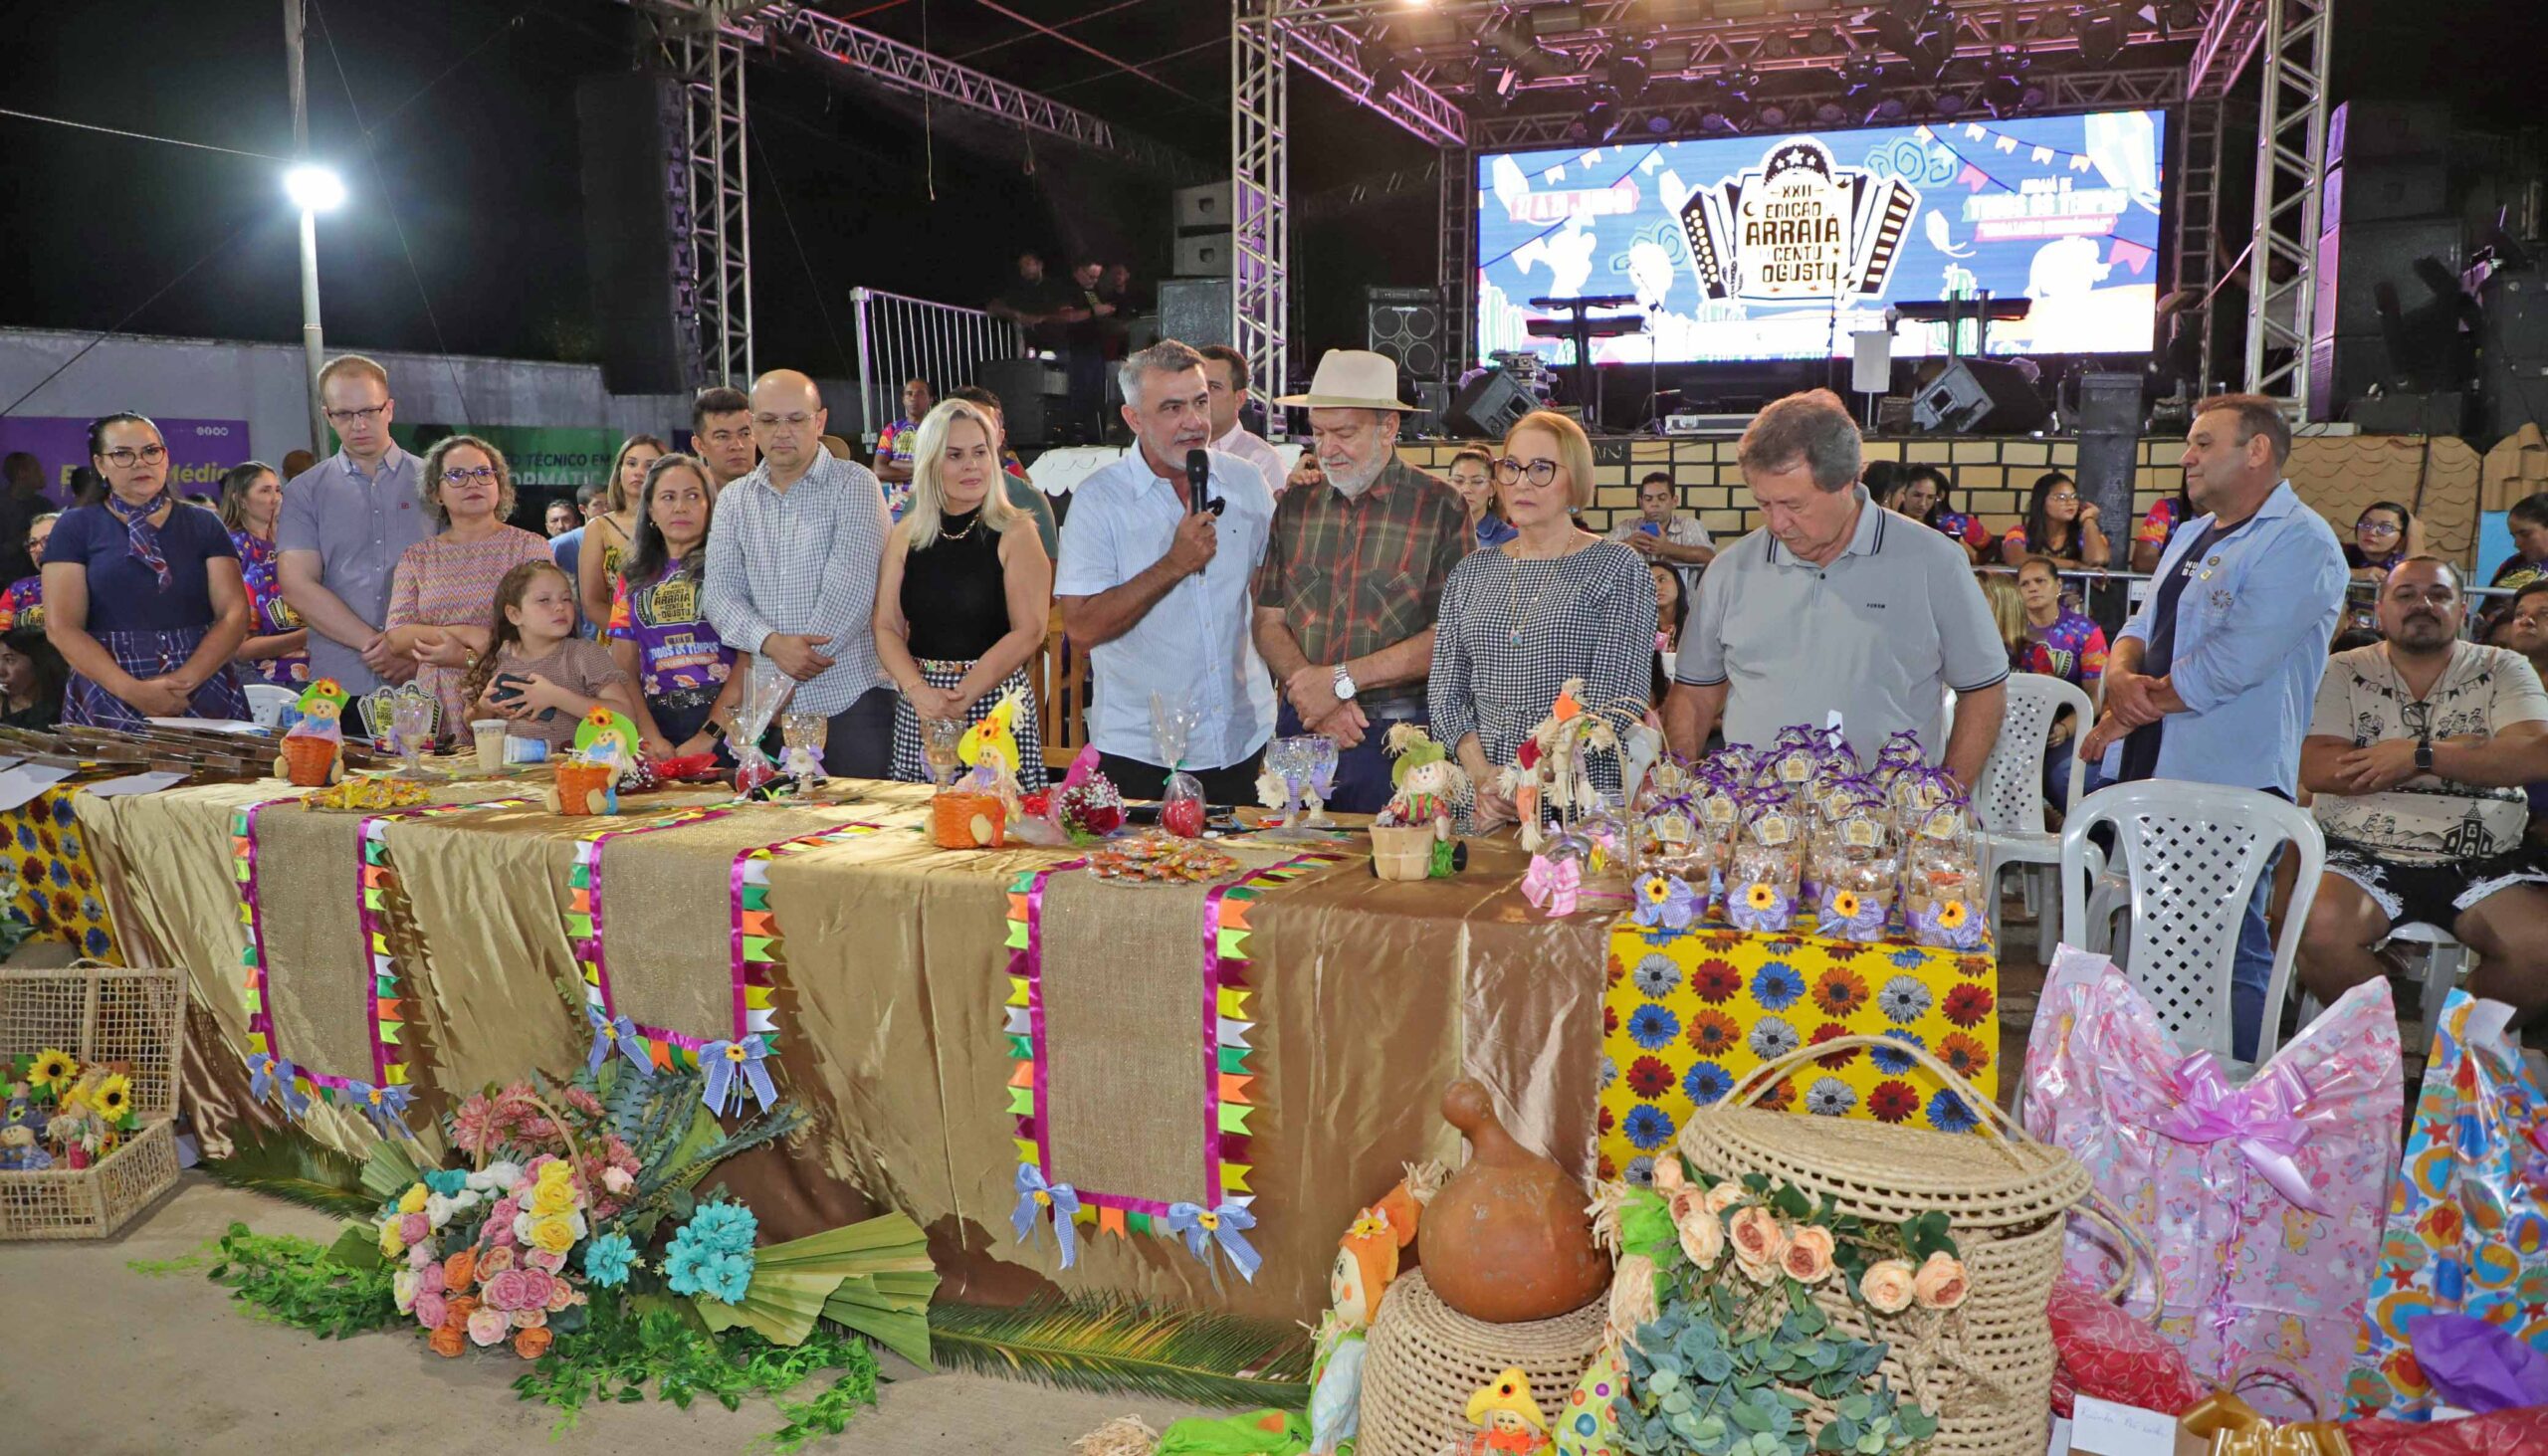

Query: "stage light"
left=1814, top=100, right=1846, bottom=124
left=1358, top=35, right=1404, bottom=96
left=1932, top=90, right=1965, bottom=117
left=285, top=164, right=346, bottom=213
left=1757, top=99, right=1791, bottom=128
left=1647, top=41, right=1693, bottom=74
left=1529, top=4, right=1585, bottom=38
left=2077, top=5, right=2127, bottom=67
left=1805, top=28, right=1843, bottom=57
left=1867, top=95, right=1907, bottom=121
left=2036, top=8, right=2074, bottom=39
left=1608, top=50, right=1649, bottom=104
left=1761, top=32, right=1791, bottom=60
left=2162, top=1, right=2202, bottom=31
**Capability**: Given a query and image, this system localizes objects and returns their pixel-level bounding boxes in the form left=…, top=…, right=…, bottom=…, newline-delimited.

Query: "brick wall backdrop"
left=1397, top=432, right=2485, bottom=563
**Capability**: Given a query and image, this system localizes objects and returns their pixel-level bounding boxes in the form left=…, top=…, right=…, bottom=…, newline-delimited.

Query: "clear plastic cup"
left=472, top=720, right=509, bottom=774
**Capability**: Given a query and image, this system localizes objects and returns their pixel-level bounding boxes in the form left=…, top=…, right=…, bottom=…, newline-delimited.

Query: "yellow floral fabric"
left=1597, top=920, right=2000, bottom=1181
left=2, top=788, right=121, bottom=962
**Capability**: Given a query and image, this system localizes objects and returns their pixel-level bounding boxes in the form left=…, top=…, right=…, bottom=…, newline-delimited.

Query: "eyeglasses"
left=2046, top=492, right=2080, bottom=504
left=100, top=444, right=166, bottom=468
left=323, top=404, right=388, bottom=426
left=1494, top=458, right=1560, bottom=487
left=2357, top=520, right=2402, bottom=536
left=440, top=466, right=501, bottom=486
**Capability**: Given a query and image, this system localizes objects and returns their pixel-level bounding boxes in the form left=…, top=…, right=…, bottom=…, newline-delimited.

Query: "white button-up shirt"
left=702, top=450, right=892, bottom=717
left=1054, top=448, right=1277, bottom=770
left=1211, top=422, right=1287, bottom=501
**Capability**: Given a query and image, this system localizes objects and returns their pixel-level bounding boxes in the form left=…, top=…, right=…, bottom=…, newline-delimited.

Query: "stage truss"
left=1255, top=0, right=2328, bottom=415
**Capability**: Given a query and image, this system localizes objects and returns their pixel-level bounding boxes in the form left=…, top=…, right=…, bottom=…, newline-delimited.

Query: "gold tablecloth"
left=76, top=775, right=1609, bottom=1322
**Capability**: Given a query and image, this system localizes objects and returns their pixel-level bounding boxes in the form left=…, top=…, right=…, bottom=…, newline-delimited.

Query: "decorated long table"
left=74, top=775, right=1626, bottom=1322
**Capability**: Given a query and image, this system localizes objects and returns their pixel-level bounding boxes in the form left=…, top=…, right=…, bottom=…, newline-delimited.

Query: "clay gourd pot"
left=1421, top=1080, right=1609, bottom=1324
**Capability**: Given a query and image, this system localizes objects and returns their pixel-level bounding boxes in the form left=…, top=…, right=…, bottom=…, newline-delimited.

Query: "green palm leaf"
left=924, top=1296, right=1313, bottom=1410
left=200, top=1127, right=377, bottom=1219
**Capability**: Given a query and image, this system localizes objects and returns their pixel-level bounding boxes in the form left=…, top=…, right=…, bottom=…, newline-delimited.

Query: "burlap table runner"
left=1032, top=871, right=1230, bottom=1207
left=594, top=806, right=865, bottom=1041
left=250, top=805, right=377, bottom=1084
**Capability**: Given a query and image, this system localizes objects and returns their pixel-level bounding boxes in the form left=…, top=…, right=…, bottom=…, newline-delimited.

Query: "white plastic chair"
left=1972, top=673, right=2095, bottom=958
left=243, top=683, right=298, bottom=728
left=2382, top=922, right=2471, bottom=1056
left=2059, top=780, right=2326, bottom=1067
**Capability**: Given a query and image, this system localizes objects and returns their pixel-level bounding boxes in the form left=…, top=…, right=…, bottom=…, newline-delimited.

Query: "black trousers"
left=1097, top=749, right=1264, bottom=807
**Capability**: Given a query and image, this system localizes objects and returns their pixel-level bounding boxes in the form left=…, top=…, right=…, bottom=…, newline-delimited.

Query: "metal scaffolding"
left=1233, top=2, right=1290, bottom=404
left=1437, top=146, right=1474, bottom=380
left=2240, top=0, right=2333, bottom=415
left=2173, top=98, right=2229, bottom=392
left=674, top=18, right=751, bottom=387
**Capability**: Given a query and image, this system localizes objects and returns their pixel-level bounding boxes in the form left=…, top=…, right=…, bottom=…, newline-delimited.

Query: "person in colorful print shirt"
left=871, top=376, right=934, bottom=520
left=2014, top=553, right=2106, bottom=805
left=607, top=454, right=742, bottom=760
left=217, top=462, right=310, bottom=687
left=0, top=513, right=59, bottom=633
left=1896, top=465, right=1989, bottom=563
left=2131, top=487, right=2192, bottom=574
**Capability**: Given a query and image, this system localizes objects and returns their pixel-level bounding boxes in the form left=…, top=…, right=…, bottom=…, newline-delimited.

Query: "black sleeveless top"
left=901, top=509, right=1011, bottom=661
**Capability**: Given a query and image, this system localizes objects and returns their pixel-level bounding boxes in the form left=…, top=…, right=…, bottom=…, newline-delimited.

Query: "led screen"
left=1473, top=110, right=2167, bottom=366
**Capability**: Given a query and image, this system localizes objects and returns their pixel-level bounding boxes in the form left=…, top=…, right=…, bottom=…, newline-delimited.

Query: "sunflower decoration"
left=91, top=1072, right=135, bottom=1126
left=1746, top=884, right=1777, bottom=911
left=1828, top=890, right=1859, bottom=921
left=1936, top=901, right=1968, bottom=931
left=28, top=1047, right=77, bottom=1097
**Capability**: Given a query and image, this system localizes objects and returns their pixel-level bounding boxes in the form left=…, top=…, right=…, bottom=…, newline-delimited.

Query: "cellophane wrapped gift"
left=2021, top=946, right=2402, bottom=1421
left=2346, top=989, right=2548, bottom=1421
left=2045, top=1276, right=2209, bottom=1419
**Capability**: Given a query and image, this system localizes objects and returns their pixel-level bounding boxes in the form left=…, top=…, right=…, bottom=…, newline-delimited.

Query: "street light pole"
left=285, top=0, right=328, bottom=458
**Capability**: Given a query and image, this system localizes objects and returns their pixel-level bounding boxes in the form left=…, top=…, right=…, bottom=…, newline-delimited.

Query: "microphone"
left=1184, top=448, right=1224, bottom=516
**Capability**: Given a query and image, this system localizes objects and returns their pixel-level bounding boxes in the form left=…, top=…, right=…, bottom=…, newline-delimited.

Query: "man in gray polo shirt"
left=1665, top=390, right=2007, bottom=784
left=278, top=353, right=428, bottom=694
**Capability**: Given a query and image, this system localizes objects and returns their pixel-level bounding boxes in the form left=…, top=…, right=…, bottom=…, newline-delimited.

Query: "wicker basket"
left=0, top=964, right=185, bottom=1240
left=1369, top=825, right=1436, bottom=882
left=1356, top=1268, right=1605, bottom=1456
left=1676, top=1034, right=2128, bottom=1456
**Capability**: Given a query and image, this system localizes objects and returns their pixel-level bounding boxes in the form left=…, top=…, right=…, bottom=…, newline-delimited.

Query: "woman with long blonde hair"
left=577, top=434, right=668, bottom=626
left=873, top=399, right=1053, bottom=788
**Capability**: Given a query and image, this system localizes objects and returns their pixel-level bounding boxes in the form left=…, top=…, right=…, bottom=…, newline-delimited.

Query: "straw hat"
left=1274, top=349, right=1414, bottom=411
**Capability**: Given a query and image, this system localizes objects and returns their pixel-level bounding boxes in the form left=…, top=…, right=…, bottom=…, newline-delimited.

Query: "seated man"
left=2298, top=557, right=2548, bottom=1026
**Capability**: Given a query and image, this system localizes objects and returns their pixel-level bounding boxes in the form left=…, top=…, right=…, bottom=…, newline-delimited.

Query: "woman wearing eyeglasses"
left=1999, top=472, right=2109, bottom=566
left=1428, top=410, right=1655, bottom=832
left=2343, top=500, right=2417, bottom=584
left=44, top=412, right=252, bottom=728
left=382, top=434, right=553, bottom=732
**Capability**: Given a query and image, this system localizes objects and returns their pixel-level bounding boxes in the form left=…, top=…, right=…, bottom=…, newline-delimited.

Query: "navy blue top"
left=48, top=500, right=238, bottom=632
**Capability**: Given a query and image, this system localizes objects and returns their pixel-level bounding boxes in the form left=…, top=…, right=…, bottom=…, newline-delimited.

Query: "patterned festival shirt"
left=1930, top=510, right=1992, bottom=554
left=607, top=560, right=736, bottom=707
left=2020, top=607, right=2108, bottom=690
left=874, top=416, right=922, bottom=520
left=0, top=575, right=42, bottom=634
left=230, top=529, right=309, bottom=687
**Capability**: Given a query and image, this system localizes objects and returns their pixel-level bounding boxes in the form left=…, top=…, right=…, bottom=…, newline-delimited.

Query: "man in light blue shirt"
left=2081, top=393, right=2347, bottom=1057
left=277, top=354, right=428, bottom=694
left=701, top=369, right=895, bottom=776
left=1054, top=340, right=1276, bottom=802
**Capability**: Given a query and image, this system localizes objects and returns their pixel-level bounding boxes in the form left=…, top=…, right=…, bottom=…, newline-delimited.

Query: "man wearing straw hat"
left=1251, top=349, right=1469, bottom=813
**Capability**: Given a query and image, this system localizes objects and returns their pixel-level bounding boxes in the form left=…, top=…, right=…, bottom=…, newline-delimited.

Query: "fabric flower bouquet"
left=3, top=1045, right=142, bottom=1170
left=1588, top=1149, right=1966, bottom=1455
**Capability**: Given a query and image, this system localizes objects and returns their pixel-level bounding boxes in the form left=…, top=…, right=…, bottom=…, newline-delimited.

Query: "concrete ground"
left=3, top=1175, right=1216, bottom=1456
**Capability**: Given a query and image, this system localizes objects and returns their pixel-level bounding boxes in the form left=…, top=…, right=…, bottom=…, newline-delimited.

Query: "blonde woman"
left=383, top=434, right=552, bottom=731
left=577, top=434, right=668, bottom=625
left=1977, top=569, right=2029, bottom=672
left=1427, top=410, right=1654, bottom=830
left=874, top=399, right=1053, bottom=789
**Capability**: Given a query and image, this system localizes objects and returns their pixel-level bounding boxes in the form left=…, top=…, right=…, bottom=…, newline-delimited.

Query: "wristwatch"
left=1332, top=665, right=1359, bottom=702
left=2414, top=737, right=2434, bottom=774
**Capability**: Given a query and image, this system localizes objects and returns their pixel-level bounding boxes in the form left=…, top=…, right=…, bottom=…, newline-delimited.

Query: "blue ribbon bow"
left=248, top=1051, right=311, bottom=1118
left=700, top=1035, right=778, bottom=1117
left=351, top=1081, right=417, bottom=1139
left=1010, top=1163, right=1083, bottom=1269
left=584, top=1003, right=653, bottom=1079
left=1166, top=1200, right=1262, bottom=1283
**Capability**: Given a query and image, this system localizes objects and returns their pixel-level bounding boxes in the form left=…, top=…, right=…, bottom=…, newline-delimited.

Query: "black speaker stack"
left=2307, top=101, right=2463, bottom=426
left=1365, top=287, right=1445, bottom=384
left=574, top=72, right=704, bottom=395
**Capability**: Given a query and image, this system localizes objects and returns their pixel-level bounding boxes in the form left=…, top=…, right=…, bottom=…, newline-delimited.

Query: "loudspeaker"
left=2072, top=371, right=2143, bottom=565
left=2478, top=270, right=2548, bottom=442
left=1911, top=358, right=2047, bottom=433
left=1443, top=368, right=1534, bottom=440
left=575, top=72, right=703, bottom=395
left=1366, top=287, right=1445, bottom=382
left=2323, top=160, right=2448, bottom=227
left=2350, top=392, right=2468, bottom=435
left=1157, top=279, right=1233, bottom=348
left=2307, top=332, right=2406, bottom=419
left=2314, top=218, right=2462, bottom=336
left=975, top=358, right=1066, bottom=448
left=2328, top=101, right=2449, bottom=165
left=1407, top=380, right=1452, bottom=438
left=1172, top=182, right=1233, bottom=232
left=1174, top=233, right=1232, bottom=277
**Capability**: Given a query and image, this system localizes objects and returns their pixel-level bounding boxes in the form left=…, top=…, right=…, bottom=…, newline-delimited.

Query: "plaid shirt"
left=701, top=449, right=892, bottom=717
left=1251, top=454, right=1468, bottom=714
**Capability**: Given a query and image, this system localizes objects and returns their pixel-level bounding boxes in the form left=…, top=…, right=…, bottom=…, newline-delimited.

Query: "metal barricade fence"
left=1974, top=562, right=2515, bottom=640
left=850, top=287, right=1026, bottom=449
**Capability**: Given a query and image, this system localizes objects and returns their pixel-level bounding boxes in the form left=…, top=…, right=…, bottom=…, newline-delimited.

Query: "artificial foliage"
left=926, top=1295, right=1315, bottom=1409
left=203, top=1220, right=409, bottom=1341
left=508, top=1293, right=881, bottom=1451
left=198, top=1126, right=378, bottom=1218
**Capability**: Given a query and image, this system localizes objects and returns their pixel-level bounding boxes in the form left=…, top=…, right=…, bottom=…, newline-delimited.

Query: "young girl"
left=608, top=454, right=743, bottom=759
left=461, top=560, right=639, bottom=750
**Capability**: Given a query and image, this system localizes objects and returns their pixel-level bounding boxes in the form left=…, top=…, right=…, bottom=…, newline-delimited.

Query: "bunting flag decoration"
left=234, top=795, right=530, bottom=1128
left=1003, top=853, right=1339, bottom=1269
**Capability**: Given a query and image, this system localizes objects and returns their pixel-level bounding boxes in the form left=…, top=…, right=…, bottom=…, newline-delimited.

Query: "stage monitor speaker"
left=2328, top=101, right=2449, bottom=165
left=575, top=71, right=703, bottom=395
left=1366, top=287, right=1445, bottom=382
left=1911, top=358, right=2047, bottom=434
left=2323, top=160, right=2448, bottom=227
left=1443, top=368, right=1534, bottom=440
left=2307, top=331, right=2405, bottom=421
left=2314, top=218, right=2463, bottom=336
left=1406, top=380, right=1452, bottom=438
left=1172, top=182, right=1232, bottom=233
left=1157, top=279, right=1233, bottom=348
left=2072, top=371, right=2143, bottom=563
left=973, top=358, right=1064, bottom=448
left=1173, top=232, right=1232, bottom=277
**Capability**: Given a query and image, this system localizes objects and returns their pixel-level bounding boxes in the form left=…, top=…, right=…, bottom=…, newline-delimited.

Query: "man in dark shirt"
left=0, top=453, right=47, bottom=585
left=988, top=251, right=1075, bottom=354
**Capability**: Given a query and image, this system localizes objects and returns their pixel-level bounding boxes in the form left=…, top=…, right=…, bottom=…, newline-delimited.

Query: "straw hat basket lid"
left=1676, top=1034, right=2119, bottom=1456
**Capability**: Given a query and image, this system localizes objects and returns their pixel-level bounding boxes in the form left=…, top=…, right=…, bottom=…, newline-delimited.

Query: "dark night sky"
left=2, top=0, right=2539, bottom=384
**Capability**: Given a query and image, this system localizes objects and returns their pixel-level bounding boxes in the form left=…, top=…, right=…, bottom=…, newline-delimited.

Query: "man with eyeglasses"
left=700, top=369, right=897, bottom=777
left=277, top=353, right=426, bottom=693
left=2296, top=557, right=2548, bottom=1027
left=1606, top=470, right=1715, bottom=601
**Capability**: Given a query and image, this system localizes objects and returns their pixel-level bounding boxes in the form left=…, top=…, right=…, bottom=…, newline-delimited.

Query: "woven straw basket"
left=0, top=964, right=185, bottom=1240
left=1677, top=1034, right=2133, bottom=1456
left=1357, top=1268, right=1605, bottom=1456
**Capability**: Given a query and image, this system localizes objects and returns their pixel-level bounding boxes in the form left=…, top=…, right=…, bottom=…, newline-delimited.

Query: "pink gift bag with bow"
left=2021, top=946, right=2403, bottom=1420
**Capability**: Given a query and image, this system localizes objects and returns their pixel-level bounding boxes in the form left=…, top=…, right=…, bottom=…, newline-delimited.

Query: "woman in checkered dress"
left=1429, top=411, right=1655, bottom=831
left=874, top=400, right=1050, bottom=790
